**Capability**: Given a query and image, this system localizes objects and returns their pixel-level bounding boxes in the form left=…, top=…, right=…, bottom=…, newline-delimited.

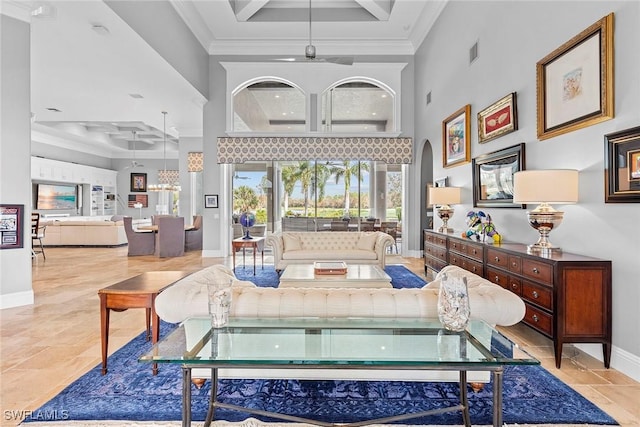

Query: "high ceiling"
left=6, top=0, right=446, bottom=160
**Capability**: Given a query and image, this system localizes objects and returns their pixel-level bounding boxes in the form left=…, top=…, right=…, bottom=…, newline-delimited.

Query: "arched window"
left=232, top=80, right=305, bottom=132
left=321, top=79, right=395, bottom=133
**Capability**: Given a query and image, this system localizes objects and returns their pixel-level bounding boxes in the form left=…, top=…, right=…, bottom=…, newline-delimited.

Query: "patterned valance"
left=217, top=137, right=413, bottom=164
left=158, top=170, right=179, bottom=184
left=187, top=152, right=203, bottom=172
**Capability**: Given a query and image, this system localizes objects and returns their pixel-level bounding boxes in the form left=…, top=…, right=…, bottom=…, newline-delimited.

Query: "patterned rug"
left=234, top=264, right=427, bottom=288
left=22, top=322, right=618, bottom=426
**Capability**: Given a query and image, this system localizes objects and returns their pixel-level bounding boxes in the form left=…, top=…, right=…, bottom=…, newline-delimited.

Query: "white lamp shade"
left=429, top=186, right=461, bottom=205
left=513, top=169, right=579, bottom=204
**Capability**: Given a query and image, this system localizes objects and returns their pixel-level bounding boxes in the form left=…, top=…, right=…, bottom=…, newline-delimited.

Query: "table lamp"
left=428, top=186, right=461, bottom=233
left=513, top=169, right=578, bottom=253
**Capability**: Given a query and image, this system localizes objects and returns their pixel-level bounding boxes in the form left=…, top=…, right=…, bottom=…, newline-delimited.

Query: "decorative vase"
left=437, top=273, right=471, bottom=332
left=207, top=279, right=232, bottom=328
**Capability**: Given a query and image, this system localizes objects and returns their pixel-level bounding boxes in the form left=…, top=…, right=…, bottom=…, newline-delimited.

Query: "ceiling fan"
left=122, top=131, right=144, bottom=170
left=234, top=171, right=250, bottom=180
left=275, top=0, right=354, bottom=66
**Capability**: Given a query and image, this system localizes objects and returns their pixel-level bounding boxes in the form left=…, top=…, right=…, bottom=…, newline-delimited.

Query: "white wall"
left=414, top=1, right=640, bottom=379
left=0, top=15, right=34, bottom=308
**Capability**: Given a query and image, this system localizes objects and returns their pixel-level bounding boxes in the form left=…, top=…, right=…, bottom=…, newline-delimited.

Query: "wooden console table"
left=98, top=271, right=192, bottom=375
left=232, top=236, right=265, bottom=275
left=423, top=229, right=612, bottom=368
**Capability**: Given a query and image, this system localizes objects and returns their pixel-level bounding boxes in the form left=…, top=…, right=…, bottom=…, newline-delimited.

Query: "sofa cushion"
left=283, top=233, right=302, bottom=251
left=356, top=233, right=377, bottom=251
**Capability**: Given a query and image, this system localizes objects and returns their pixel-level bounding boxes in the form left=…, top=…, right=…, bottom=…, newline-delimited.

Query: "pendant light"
left=149, top=111, right=181, bottom=192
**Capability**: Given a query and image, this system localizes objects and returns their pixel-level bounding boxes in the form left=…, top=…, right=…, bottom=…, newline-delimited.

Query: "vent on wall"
left=426, top=91, right=432, bottom=105
left=469, top=41, right=479, bottom=64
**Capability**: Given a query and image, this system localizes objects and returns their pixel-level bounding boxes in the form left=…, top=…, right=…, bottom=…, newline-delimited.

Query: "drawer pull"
left=532, top=267, right=540, bottom=274
left=511, top=262, right=517, bottom=267
left=494, top=256, right=500, bottom=262
left=471, top=266, right=477, bottom=272
left=532, top=314, right=539, bottom=322
left=511, top=283, right=518, bottom=290
left=494, top=276, right=500, bottom=283
left=472, top=249, right=477, bottom=254
left=532, top=291, right=539, bottom=299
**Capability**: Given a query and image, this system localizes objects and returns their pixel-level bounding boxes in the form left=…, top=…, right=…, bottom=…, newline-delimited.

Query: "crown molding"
left=169, top=0, right=214, bottom=52
left=0, top=1, right=32, bottom=22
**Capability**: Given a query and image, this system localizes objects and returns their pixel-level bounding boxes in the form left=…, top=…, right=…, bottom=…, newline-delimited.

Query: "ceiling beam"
left=353, top=0, right=391, bottom=21
left=233, top=0, right=272, bottom=22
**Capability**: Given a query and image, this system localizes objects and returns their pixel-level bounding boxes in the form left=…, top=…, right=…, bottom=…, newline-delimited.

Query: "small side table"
left=232, top=236, right=265, bottom=275
left=98, top=271, right=192, bottom=375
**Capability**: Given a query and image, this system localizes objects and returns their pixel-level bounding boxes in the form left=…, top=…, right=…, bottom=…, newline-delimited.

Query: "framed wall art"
left=536, top=13, right=614, bottom=140
left=0, top=204, right=24, bottom=249
left=605, top=126, right=640, bottom=203
left=130, top=172, right=147, bottom=192
left=128, top=194, right=148, bottom=208
left=442, top=104, right=471, bottom=168
left=204, top=194, right=219, bottom=208
left=472, top=143, right=526, bottom=208
left=478, top=92, right=518, bottom=143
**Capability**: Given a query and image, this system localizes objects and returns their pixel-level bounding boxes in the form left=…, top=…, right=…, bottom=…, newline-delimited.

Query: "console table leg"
left=554, top=339, right=564, bottom=368
left=492, top=368, right=503, bottom=427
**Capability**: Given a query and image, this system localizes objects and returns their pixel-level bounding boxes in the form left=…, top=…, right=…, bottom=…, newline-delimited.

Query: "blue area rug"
left=234, top=264, right=427, bottom=289
left=23, top=322, right=618, bottom=425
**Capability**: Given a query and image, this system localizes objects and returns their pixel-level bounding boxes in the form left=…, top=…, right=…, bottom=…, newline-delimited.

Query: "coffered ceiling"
left=5, top=0, right=446, bottom=160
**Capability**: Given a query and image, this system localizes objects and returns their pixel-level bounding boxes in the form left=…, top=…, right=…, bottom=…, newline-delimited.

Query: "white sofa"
left=155, top=264, right=526, bottom=383
left=40, top=219, right=127, bottom=246
left=266, top=231, right=395, bottom=271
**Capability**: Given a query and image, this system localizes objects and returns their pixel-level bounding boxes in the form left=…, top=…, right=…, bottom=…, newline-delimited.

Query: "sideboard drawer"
left=466, top=242, right=483, bottom=262
left=507, top=276, right=522, bottom=295
left=487, top=248, right=509, bottom=269
left=524, top=305, right=553, bottom=337
left=508, top=255, right=522, bottom=274
left=521, top=280, right=553, bottom=310
left=448, top=238, right=466, bottom=253
left=486, top=267, right=509, bottom=289
left=522, top=259, right=552, bottom=285
left=425, top=256, right=447, bottom=272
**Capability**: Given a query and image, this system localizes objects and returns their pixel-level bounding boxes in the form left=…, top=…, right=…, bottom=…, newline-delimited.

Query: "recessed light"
left=372, top=112, right=377, bottom=116
left=275, top=95, right=280, bottom=98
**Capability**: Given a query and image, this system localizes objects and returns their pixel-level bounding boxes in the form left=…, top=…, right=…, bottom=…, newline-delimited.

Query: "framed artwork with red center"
left=477, top=92, right=518, bottom=143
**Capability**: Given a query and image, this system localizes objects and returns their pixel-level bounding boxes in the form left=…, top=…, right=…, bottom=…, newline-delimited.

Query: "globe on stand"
left=239, top=212, right=256, bottom=240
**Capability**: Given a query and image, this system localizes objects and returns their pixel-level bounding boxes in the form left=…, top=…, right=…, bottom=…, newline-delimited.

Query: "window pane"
left=233, top=81, right=305, bottom=132
left=322, top=81, right=394, bottom=133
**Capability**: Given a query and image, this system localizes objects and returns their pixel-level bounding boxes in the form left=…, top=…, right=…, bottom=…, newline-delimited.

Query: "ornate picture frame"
left=536, top=13, right=614, bottom=140
left=442, top=104, right=471, bottom=168
left=605, top=126, right=640, bottom=203
left=472, top=143, right=526, bottom=208
left=204, top=194, right=219, bottom=208
left=130, top=173, right=147, bottom=192
left=478, top=92, right=518, bottom=143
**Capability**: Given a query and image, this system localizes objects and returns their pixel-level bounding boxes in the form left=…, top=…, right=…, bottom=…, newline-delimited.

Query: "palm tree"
left=233, top=185, right=259, bottom=214
left=291, top=162, right=314, bottom=216
left=281, top=165, right=298, bottom=214
left=331, top=161, right=370, bottom=217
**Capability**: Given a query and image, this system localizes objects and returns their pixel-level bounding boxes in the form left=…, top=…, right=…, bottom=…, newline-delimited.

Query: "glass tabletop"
left=140, top=317, right=539, bottom=368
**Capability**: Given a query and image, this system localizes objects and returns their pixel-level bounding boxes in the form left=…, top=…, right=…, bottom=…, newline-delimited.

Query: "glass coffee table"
left=140, top=318, right=539, bottom=427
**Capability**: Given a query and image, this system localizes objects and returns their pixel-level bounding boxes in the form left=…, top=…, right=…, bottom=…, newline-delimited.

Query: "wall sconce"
left=428, top=186, right=461, bottom=233
left=513, top=169, right=579, bottom=253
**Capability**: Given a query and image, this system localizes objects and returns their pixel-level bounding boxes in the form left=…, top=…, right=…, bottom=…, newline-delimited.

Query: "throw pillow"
left=356, top=233, right=377, bottom=251
left=283, top=234, right=302, bottom=251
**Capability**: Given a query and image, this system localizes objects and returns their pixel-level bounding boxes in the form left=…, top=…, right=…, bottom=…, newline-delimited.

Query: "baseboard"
left=576, top=343, right=640, bottom=383
left=0, top=289, right=34, bottom=309
left=202, top=249, right=225, bottom=258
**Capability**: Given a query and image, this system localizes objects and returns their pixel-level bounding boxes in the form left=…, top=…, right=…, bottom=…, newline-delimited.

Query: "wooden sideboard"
left=424, top=229, right=612, bottom=368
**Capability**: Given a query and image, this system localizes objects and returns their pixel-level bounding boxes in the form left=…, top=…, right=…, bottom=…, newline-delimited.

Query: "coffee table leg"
left=459, top=370, right=471, bottom=427
left=493, top=368, right=503, bottom=427
left=145, top=307, right=151, bottom=341
left=204, top=368, right=218, bottom=427
left=99, top=294, right=109, bottom=375
left=182, top=366, right=192, bottom=427
left=253, top=243, right=257, bottom=275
